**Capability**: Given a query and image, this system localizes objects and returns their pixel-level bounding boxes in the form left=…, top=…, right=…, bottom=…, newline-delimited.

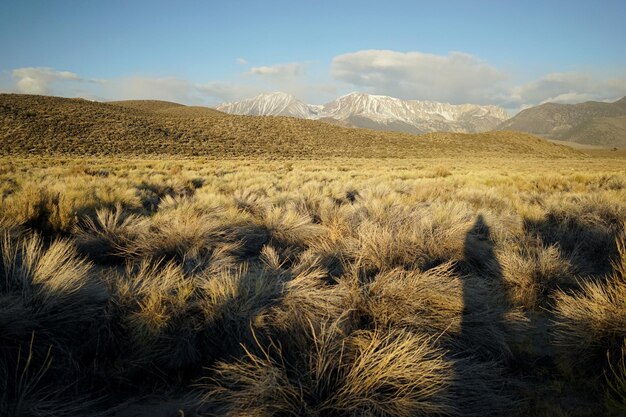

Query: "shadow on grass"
left=524, top=213, right=621, bottom=278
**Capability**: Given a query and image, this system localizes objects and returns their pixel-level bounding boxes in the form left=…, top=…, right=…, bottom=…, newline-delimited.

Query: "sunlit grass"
left=0, top=155, right=624, bottom=416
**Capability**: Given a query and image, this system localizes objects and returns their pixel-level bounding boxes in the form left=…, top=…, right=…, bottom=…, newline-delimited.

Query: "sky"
left=1, top=0, right=625, bottom=113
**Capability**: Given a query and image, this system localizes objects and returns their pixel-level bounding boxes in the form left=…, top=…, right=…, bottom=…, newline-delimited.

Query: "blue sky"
left=1, top=0, right=625, bottom=112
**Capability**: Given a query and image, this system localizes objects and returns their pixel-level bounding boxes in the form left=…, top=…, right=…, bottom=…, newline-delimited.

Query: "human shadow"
left=458, top=214, right=509, bottom=359
left=451, top=215, right=516, bottom=414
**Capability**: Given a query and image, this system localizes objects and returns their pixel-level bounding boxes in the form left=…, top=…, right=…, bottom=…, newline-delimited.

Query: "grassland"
left=1, top=94, right=625, bottom=416
left=1, top=152, right=625, bottom=417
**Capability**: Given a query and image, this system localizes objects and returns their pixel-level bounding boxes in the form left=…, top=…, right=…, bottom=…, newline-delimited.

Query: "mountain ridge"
left=217, top=92, right=509, bottom=134
left=217, top=92, right=321, bottom=119
left=497, top=96, right=626, bottom=146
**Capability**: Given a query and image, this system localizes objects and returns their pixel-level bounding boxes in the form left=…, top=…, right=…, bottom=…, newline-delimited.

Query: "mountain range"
left=497, top=97, right=626, bottom=147
left=217, top=92, right=510, bottom=134
left=218, top=92, right=626, bottom=147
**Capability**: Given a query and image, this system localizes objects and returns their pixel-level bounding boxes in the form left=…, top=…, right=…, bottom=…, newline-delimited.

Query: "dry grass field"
left=1, top=94, right=625, bottom=416
left=0, top=153, right=625, bottom=417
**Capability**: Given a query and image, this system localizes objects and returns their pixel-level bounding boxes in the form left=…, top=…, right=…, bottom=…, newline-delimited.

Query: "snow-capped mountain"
left=217, top=92, right=321, bottom=119
left=217, top=92, right=510, bottom=134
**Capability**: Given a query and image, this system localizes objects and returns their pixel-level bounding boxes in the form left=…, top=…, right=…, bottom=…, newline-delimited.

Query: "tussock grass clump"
left=206, top=325, right=453, bottom=417
left=126, top=200, right=239, bottom=271
left=526, top=193, right=626, bottom=275
left=553, top=234, right=626, bottom=377
left=353, top=202, right=472, bottom=274
left=499, top=238, right=577, bottom=309
left=0, top=187, right=72, bottom=234
left=197, top=264, right=283, bottom=362
left=135, top=179, right=197, bottom=212
left=365, top=264, right=463, bottom=339
left=0, top=233, right=106, bottom=415
left=0, top=233, right=106, bottom=348
left=259, top=205, right=324, bottom=262
left=263, top=261, right=356, bottom=348
left=107, top=260, right=201, bottom=374
left=74, top=204, right=143, bottom=264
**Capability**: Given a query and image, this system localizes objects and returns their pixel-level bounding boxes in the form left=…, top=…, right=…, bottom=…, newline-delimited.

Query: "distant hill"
left=109, top=100, right=225, bottom=118
left=497, top=97, right=626, bottom=147
left=108, top=99, right=185, bottom=112
left=217, top=92, right=510, bottom=134
left=0, top=93, right=579, bottom=159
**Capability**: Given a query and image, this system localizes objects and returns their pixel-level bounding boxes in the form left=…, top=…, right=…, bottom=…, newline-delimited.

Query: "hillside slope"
left=497, top=97, right=626, bottom=146
left=0, top=94, right=578, bottom=159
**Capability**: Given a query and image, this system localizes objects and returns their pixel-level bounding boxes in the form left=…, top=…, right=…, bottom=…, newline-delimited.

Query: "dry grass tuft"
left=74, top=204, right=143, bottom=264
left=553, top=232, right=626, bottom=377
left=108, top=260, right=200, bottom=372
left=206, top=324, right=453, bottom=417
left=499, top=238, right=577, bottom=309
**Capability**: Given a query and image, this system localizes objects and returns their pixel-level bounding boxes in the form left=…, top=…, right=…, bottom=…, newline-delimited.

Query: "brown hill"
left=109, top=100, right=224, bottom=118
left=0, top=94, right=580, bottom=159
left=497, top=97, right=626, bottom=147
left=108, top=99, right=185, bottom=112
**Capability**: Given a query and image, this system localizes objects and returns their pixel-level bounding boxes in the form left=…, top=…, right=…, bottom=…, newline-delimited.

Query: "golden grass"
left=553, top=233, right=626, bottom=376
left=0, top=154, right=624, bottom=416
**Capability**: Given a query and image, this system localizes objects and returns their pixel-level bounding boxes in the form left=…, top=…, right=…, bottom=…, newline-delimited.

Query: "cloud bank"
left=332, top=50, right=508, bottom=104
left=12, top=67, right=84, bottom=95
left=510, top=72, right=626, bottom=109
left=248, top=62, right=306, bottom=78
left=331, top=50, right=626, bottom=110
left=2, top=51, right=625, bottom=113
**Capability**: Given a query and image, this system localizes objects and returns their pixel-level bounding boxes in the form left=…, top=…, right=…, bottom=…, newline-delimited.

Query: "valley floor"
left=1, top=155, right=625, bottom=416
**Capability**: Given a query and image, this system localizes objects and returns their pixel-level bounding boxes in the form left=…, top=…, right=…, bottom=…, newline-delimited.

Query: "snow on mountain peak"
left=217, top=92, right=319, bottom=118
left=217, top=91, right=510, bottom=134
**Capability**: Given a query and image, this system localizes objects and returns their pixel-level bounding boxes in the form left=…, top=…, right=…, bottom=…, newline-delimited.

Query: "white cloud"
left=331, top=50, right=626, bottom=111
left=249, top=62, right=306, bottom=79
left=102, top=77, right=203, bottom=104
left=196, top=81, right=263, bottom=104
left=12, top=67, right=83, bottom=95
left=2, top=62, right=327, bottom=105
left=509, top=72, right=626, bottom=107
left=3, top=68, right=250, bottom=105
left=243, top=61, right=337, bottom=103
left=236, top=58, right=248, bottom=65
left=331, top=50, right=507, bottom=104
